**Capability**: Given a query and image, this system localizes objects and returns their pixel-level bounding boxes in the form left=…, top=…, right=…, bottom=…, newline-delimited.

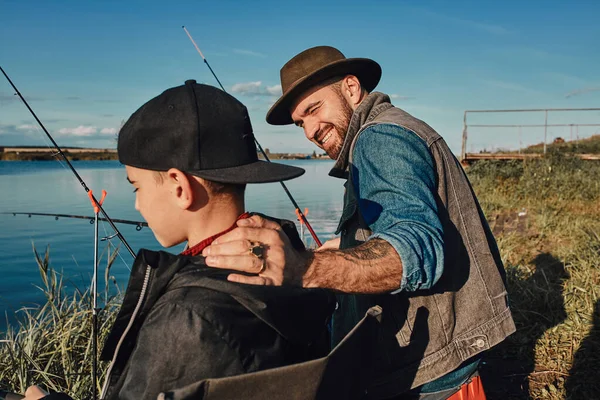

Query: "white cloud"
left=231, top=81, right=263, bottom=95
left=266, top=84, right=282, bottom=96
left=233, top=49, right=266, bottom=58
left=100, top=127, right=117, bottom=135
left=390, top=94, right=414, bottom=100
left=418, top=9, right=511, bottom=35
left=57, top=125, right=98, bottom=136
left=17, top=124, right=38, bottom=131
left=565, top=87, right=600, bottom=98
left=231, top=81, right=281, bottom=97
left=482, top=79, right=540, bottom=95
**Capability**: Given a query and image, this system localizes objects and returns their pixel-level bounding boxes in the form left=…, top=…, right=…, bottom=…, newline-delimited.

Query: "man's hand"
left=202, top=215, right=311, bottom=286
left=316, top=237, right=341, bottom=252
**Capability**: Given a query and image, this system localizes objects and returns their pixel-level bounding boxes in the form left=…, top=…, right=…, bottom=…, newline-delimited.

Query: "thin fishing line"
left=181, top=27, right=322, bottom=246
left=23, top=114, right=69, bottom=172
left=100, top=219, right=131, bottom=272
left=0, top=66, right=136, bottom=258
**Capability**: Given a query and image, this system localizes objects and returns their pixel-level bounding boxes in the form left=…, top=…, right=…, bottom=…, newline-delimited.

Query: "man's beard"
left=327, top=95, right=354, bottom=160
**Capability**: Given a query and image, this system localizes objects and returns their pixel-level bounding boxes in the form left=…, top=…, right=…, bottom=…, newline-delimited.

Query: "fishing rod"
left=182, top=26, right=323, bottom=247
left=2, top=212, right=148, bottom=230
left=87, top=191, right=106, bottom=400
left=0, top=66, right=137, bottom=258
left=1, top=67, right=135, bottom=400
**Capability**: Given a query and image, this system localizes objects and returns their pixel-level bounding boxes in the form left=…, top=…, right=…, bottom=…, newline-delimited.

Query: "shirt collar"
left=181, top=212, right=250, bottom=257
left=329, top=92, right=393, bottom=179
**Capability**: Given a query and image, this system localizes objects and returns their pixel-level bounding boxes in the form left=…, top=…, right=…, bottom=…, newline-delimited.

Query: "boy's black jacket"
left=94, top=217, right=335, bottom=400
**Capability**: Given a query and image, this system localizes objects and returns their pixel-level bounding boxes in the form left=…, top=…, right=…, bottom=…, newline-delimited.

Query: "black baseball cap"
left=118, top=80, right=305, bottom=184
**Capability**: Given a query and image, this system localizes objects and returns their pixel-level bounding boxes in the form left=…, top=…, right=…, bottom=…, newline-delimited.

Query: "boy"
left=25, top=80, right=334, bottom=400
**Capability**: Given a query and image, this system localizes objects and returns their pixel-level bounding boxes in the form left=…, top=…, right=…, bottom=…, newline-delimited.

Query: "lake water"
left=0, top=160, right=343, bottom=328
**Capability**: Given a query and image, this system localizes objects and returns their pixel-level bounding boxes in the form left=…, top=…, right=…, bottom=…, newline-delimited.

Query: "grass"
left=1, top=152, right=599, bottom=399
left=523, top=134, right=600, bottom=155
left=0, top=245, right=120, bottom=398
left=469, top=152, right=600, bottom=399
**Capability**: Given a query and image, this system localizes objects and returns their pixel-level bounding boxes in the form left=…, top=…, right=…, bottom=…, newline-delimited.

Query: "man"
left=202, top=46, right=516, bottom=398
left=22, top=80, right=335, bottom=400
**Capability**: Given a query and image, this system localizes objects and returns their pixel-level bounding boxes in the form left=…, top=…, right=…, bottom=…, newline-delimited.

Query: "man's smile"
left=317, top=126, right=334, bottom=146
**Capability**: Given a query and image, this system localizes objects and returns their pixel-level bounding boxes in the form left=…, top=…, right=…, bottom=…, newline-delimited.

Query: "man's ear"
left=341, top=75, right=363, bottom=108
left=166, top=168, right=194, bottom=210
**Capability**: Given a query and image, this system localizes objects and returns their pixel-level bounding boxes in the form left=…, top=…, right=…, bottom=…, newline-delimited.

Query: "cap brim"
left=266, top=58, right=381, bottom=126
left=188, top=160, right=305, bottom=184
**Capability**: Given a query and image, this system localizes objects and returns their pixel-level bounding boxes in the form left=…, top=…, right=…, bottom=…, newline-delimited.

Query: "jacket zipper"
left=100, top=264, right=152, bottom=399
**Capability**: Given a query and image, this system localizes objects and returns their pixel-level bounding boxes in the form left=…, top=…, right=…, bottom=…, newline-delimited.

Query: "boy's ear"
left=166, top=168, right=194, bottom=210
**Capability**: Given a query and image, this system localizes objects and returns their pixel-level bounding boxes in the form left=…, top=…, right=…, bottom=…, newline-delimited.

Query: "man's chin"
left=325, top=146, right=342, bottom=160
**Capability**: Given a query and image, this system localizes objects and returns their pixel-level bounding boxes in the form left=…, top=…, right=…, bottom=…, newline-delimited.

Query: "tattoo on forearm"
left=341, top=238, right=390, bottom=261
left=303, top=238, right=403, bottom=293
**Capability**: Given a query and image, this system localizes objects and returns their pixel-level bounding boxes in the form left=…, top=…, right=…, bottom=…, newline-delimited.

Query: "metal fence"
left=461, top=108, right=600, bottom=162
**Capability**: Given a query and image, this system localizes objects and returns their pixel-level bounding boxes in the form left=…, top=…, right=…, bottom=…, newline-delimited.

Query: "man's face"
left=126, top=165, right=185, bottom=248
left=290, top=84, right=354, bottom=160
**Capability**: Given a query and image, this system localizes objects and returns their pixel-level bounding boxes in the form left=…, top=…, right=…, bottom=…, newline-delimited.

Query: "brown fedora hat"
left=266, top=46, right=381, bottom=125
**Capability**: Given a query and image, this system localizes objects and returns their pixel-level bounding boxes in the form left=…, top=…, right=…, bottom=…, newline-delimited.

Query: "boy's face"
left=126, top=165, right=185, bottom=247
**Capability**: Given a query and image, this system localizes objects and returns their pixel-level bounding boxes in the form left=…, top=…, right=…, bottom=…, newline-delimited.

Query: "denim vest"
left=330, top=93, right=515, bottom=397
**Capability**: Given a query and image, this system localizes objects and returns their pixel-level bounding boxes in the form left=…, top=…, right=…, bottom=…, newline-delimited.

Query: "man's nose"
left=304, top=121, right=319, bottom=141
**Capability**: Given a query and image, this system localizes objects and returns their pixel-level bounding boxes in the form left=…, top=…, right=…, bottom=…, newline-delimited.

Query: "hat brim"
left=266, top=58, right=382, bottom=126
left=188, top=160, right=305, bottom=184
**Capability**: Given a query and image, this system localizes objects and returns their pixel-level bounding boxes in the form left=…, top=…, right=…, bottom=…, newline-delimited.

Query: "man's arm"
left=202, top=125, right=444, bottom=294
left=303, top=238, right=402, bottom=293
left=348, top=124, right=445, bottom=293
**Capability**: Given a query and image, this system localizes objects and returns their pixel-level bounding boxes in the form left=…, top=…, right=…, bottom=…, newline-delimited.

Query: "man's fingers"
left=211, top=227, right=282, bottom=247
left=205, top=254, right=264, bottom=273
left=202, top=239, right=254, bottom=257
left=237, top=215, right=282, bottom=230
left=227, top=274, right=272, bottom=285
left=317, top=237, right=341, bottom=252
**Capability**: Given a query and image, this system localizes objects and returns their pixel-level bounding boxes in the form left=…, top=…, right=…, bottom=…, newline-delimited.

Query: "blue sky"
left=1, top=0, right=599, bottom=154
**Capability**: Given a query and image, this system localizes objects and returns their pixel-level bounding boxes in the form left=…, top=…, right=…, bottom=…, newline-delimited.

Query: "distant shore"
left=0, top=146, right=328, bottom=161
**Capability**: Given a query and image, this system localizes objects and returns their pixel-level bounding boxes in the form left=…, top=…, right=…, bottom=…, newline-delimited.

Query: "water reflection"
left=0, top=160, right=343, bottom=321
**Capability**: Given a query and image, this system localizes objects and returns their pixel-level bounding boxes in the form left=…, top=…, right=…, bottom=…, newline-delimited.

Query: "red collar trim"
left=181, top=212, right=250, bottom=257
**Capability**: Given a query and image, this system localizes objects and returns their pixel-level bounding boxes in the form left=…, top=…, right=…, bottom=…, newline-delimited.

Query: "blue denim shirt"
left=352, top=123, right=479, bottom=394
left=351, top=123, right=444, bottom=293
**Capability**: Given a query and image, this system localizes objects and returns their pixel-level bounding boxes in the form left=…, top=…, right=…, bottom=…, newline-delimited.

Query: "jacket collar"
left=329, top=92, right=392, bottom=179
left=101, top=214, right=333, bottom=362
left=181, top=212, right=250, bottom=256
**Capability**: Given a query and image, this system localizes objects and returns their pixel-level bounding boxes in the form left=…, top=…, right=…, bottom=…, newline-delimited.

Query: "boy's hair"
left=153, top=171, right=245, bottom=198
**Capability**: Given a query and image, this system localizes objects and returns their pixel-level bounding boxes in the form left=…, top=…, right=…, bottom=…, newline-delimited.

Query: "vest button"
left=475, top=339, right=485, bottom=348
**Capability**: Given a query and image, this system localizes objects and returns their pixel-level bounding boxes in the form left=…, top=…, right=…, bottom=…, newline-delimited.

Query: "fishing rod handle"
left=302, top=215, right=322, bottom=247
